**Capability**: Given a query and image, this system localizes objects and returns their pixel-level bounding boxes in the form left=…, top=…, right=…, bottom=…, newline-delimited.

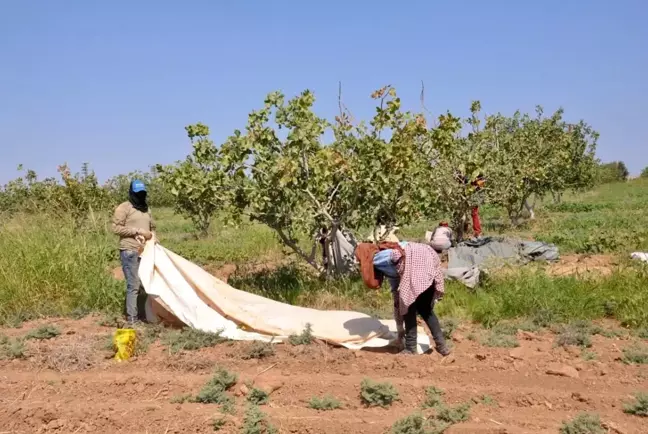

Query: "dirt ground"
left=1, top=317, right=646, bottom=434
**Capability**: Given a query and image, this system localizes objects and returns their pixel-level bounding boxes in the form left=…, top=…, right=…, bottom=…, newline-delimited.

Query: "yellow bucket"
left=113, top=329, right=137, bottom=361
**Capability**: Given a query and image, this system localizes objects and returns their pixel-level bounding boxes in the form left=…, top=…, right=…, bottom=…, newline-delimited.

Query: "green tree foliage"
left=104, top=167, right=174, bottom=208
left=152, top=86, right=599, bottom=269
left=156, top=123, right=241, bottom=237
left=597, top=161, right=629, bottom=184
left=640, top=167, right=648, bottom=178
left=485, top=108, right=598, bottom=225
left=0, top=163, right=110, bottom=227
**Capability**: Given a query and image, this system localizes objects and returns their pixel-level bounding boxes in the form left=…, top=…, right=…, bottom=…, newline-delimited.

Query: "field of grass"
left=1, top=178, right=648, bottom=329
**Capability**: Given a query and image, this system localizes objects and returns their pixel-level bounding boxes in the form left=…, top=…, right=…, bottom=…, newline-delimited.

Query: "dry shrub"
left=45, top=338, right=96, bottom=373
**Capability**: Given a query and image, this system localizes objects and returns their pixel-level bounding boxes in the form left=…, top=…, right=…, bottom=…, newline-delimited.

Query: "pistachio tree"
left=485, top=108, right=598, bottom=225
left=219, top=90, right=353, bottom=272
left=156, top=123, right=237, bottom=237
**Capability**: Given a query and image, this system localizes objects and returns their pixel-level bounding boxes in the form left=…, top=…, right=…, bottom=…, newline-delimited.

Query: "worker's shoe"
left=399, top=349, right=416, bottom=355
left=436, top=345, right=451, bottom=357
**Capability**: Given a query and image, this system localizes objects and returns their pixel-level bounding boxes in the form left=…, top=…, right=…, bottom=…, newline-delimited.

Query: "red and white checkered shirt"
left=390, top=242, right=445, bottom=324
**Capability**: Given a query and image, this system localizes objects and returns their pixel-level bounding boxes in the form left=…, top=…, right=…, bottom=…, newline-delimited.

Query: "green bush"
left=288, top=323, right=314, bottom=346
left=161, top=328, right=226, bottom=353
left=360, top=379, right=399, bottom=408
left=242, top=405, right=277, bottom=434
left=0, top=335, right=26, bottom=360
left=559, top=413, right=605, bottom=434
left=247, top=387, right=269, bottom=405
left=423, top=386, right=445, bottom=408
left=26, top=325, right=61, bottom=340
left=622, top=344, right=648, bottom=365
left=241, top=341, right=275, bottom=360
left=308, top=395, right=342, bottom=411
left=623, top=392, right=648, bottom=417
left=193, top=368, right=238, bottom=404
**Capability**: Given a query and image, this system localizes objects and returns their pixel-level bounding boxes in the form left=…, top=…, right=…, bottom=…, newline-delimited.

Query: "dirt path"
left=1, top=317, right=646, bottom=433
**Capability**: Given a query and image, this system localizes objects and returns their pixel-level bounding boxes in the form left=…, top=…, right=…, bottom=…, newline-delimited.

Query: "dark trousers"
left=404, top=286, right=446, bottom=352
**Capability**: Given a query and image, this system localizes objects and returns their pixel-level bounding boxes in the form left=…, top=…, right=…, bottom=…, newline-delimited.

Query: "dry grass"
left=42, top=337, right=97, bottom=373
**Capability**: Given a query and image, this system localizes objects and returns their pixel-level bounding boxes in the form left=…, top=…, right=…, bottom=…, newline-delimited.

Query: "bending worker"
left=112, top=179, right=155, bottom=324
left=367, top=242, right=450, bottom=356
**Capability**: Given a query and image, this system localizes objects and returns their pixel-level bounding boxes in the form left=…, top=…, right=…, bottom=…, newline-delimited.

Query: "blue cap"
left=131, top=179, right=146, bottom=193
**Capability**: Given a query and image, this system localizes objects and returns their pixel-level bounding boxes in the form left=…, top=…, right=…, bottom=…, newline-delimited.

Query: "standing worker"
left=112, top=179, right=155, bottom=324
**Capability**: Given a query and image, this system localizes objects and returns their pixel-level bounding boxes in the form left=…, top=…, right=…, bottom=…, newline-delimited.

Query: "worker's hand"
left=398, top=330, right=405, bottom=341
left=138, top=229, right=153, bottom=240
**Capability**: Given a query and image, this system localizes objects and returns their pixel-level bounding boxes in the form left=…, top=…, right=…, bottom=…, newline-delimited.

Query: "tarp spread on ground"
left=448, top=237, right=560, bottom=270
left=138, top=241, right=430, bottom=353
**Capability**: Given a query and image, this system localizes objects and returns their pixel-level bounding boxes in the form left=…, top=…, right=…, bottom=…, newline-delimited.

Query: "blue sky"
left=1, top=0, right=647, bottom=183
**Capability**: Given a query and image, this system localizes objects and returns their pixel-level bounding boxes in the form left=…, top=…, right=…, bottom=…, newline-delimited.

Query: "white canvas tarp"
left=138, top=241, right=430, bottom=353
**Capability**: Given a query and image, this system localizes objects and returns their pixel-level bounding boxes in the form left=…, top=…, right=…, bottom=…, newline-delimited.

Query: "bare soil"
left=1, top=317, right=646, bottom=433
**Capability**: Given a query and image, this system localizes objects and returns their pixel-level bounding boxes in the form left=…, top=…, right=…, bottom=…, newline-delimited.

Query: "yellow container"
left=113, top=329, right=137, bottom=361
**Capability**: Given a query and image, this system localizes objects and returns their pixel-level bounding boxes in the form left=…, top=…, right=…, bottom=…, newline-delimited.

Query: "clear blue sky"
left=1, top=0, right=647, bottom=183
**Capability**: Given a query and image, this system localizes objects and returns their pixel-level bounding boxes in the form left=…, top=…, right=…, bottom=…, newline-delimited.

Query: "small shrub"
left=423, top=386, right=445, bottom=408
left=440, top=318, right=460, bottom=340
left=134, top=324, right=164, bottom=356
left=623, top=392, right=648, bottom=417
left=555, top=322, right=593, bottom=348
left=212, top=417, right=226, bottom=431
left=481, top=332, right=519, bottom=348
left=389, top=413, right=428, bottom=434
left=162, top=327, right=226, bottom=353
left=98, top=314, right=125, bottom=328
left=622, top=344, right=648, bottom=365
left=491, top=323, right=518, bottom=336
left=170, top=394, right=192, bottom=404
left=308, top=395, right=342, bottom=411
left=194, top=368, right=238, bottom=404
left=247, top=387, right=269, bottom=405
left=581, top=350, right=597, bottom=361
left=436, top=403, right=471, bottom=424
left=221, top=399, right=236, bottom=415
left=559, top=413, right=605, bottom=434
left=242, top=341, right=275, bottom=360
left=360, top=379, right=399, bottom=408
left=531, top=308, right=557, bottom=328
left=477, top=395, right=496, bottom=406
left=636, top=328, right=648, bottom=339
left=288, top=323, right=314, bottom=346
left=0, top=335, right=26, bottom=360
left=242, top=405, right=277, bottom=434
left=26, top=325, right=61, bottom=340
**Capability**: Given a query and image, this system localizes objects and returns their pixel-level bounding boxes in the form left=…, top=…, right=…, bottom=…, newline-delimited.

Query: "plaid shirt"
left=389, top=242, right=445, bottom=332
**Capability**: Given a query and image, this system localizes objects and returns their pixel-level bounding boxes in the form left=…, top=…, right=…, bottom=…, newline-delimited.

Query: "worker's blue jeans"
left=120, top=250, right=145, bottom=323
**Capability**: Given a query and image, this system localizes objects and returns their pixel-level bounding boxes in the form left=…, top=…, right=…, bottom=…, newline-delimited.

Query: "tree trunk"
left=524, top=199, right=535, bottom=220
